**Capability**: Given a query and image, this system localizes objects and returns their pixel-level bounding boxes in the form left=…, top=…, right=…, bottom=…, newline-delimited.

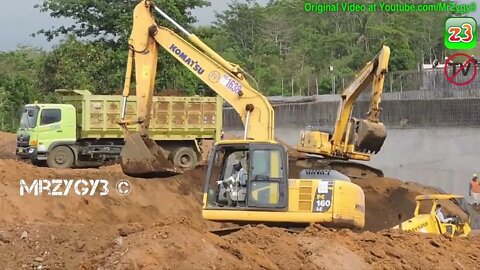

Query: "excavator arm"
left=331, top=46, right=390, bottom=156
left=119, top=0, right=275, bottom=177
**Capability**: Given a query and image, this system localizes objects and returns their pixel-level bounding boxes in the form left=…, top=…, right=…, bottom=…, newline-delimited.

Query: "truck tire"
left=47, top=146, right=75, bottom=169
left=169, top=147, right=197, bottom=169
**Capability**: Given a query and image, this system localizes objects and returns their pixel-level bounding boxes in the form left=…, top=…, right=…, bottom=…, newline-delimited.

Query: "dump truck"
left=16, top=89, right=223, bottom=169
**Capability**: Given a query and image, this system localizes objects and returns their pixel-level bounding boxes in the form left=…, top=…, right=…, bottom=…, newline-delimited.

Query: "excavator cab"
left=203, top=140, right=288, bottom=211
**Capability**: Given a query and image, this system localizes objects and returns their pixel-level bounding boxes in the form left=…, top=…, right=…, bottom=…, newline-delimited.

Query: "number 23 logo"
left=448, top=23, right=473, bottom=43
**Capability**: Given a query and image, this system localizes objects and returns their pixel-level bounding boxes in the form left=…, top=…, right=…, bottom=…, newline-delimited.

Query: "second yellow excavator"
left=295, top=47, right=390, bottom=179
left=119, top=0, right=366, bottom=230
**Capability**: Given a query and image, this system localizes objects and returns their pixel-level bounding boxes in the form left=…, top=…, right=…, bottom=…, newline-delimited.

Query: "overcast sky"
left=0, top=0, right=478, bottom=52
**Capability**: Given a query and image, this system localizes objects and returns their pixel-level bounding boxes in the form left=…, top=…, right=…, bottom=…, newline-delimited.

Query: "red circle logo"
left=443, top=53, right=477, bottom=86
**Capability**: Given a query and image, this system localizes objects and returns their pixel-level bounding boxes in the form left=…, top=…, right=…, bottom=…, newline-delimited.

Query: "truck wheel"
left=47, top=146, right=75, bottom=169
left=169, top=147, right=197, bottom=169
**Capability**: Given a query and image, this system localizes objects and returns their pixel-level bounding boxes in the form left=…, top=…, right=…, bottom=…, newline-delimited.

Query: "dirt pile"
left=0, top=159, right=205, bottom=225
left=2, top=221, right=478, bottom=269
left=299, top=225, right=480, bottom=270
left=0, top=131, right=16, bottom=159
left=353, top=177, right=469, bottom=232
left=0, top=133, right=479, bottom=269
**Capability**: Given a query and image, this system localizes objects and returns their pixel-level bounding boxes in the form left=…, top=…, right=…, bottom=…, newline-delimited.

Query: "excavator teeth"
left=120, top=133, right=182, bottom=178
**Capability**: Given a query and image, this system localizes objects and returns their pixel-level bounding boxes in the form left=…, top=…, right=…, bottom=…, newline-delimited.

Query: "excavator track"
left=294, top=158, right=384, bottom=179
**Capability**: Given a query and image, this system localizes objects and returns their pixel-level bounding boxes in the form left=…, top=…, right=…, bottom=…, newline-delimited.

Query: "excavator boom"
left=119, top=0, right=275, bottom=177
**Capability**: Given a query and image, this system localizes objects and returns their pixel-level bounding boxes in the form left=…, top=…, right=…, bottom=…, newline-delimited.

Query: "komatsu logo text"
left=169, top=44, right=205, bottom=75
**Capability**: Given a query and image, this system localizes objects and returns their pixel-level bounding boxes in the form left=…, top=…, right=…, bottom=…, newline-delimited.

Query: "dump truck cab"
left=393, top=194, right=471, bottom=238
left=16, top=103, right=77, bottom=163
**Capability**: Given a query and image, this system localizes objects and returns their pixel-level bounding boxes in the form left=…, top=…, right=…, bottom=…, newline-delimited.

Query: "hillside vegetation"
left=0, top=0, right=460, bottom=131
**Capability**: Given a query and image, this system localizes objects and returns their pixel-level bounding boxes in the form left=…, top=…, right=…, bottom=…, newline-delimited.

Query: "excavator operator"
left=216, top=159, right=248, bottom=207
left=435, top=204, right=460, bottom=225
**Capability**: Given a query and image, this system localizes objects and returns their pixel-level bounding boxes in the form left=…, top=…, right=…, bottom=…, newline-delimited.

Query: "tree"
left=37, top=36, right=126, bottom=94
left=34, top=0, right=210, bottom=46
left=34, top=0, right=213, bottom=95
left=0, top=47, right=45, bottom=131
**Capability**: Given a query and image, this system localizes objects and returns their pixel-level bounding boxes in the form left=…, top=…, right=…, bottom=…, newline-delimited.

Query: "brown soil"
left=0, top=131, right=16, bottom=159
left=0, top=131, right=479, bottom=269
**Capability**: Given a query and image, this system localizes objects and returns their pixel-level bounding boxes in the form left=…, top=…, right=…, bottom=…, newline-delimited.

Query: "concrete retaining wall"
left=223, top=97, right=480, bottom=129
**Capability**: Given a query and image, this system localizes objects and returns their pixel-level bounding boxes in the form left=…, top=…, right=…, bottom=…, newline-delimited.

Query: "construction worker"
left=435, top=204, right=455, bottom=223
left=469, top=174, right=480, bottom=206
left=216, top=159, right=247, bottom=206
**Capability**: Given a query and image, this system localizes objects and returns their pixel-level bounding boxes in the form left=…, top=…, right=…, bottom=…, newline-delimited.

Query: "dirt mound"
left=1, top=222, right=478, bottom=269
left=0, top=131, right=16, bottom=159
left=157, top=88, right=187, bottom=96
left=0, top=157, right=478, bottom=269
left=354, top=177, right=469, bottom=232
left=300, top=225, right=480, bottom=270
left=0, top=160, right=206, bottom=226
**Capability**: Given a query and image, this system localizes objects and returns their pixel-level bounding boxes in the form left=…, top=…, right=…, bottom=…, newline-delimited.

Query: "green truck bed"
left=56, top=89, right=223, bottom=141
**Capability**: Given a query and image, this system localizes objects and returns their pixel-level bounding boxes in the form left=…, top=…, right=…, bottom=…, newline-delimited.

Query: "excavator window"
left=246, top=145, right=288, bottom=210
left=250, top=149, right=284, bottom=180
left=204, top=143, right=288, bottom=210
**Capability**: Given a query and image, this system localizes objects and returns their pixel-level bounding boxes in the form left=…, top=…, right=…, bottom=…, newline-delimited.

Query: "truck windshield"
left=19, top=106, right=38, bottom=129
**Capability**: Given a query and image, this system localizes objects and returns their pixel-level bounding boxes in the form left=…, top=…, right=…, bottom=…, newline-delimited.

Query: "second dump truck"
left=16, top=89, right=223, bottom=169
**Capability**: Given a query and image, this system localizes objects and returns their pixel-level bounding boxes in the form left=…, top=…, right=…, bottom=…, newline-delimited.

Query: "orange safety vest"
left=471, top=180, right=480, bottom=193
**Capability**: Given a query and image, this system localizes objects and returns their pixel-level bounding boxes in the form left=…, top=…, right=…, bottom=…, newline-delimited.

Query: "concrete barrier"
left=223, top=98, right=480, bottom=129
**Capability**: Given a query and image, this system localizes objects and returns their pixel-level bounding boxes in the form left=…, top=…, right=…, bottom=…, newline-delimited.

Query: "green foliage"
left=0, top=0, right=454, bottom=131
left=37, top=36, right=127, bottom=94
left=199, top=0, right=449, bottom=95
left=0, top=48, right=45, bottom=131
left=34, top=0, right=210, bottom=44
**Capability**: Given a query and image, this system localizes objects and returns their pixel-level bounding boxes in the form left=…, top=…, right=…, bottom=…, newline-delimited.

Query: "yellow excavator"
left=119, top=0, right=366, bottom=230
left=295, top=47, right=390, bottom=179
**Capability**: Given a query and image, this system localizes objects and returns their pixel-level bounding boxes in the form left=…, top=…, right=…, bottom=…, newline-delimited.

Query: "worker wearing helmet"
left=469, top=174, right=480, bottom=206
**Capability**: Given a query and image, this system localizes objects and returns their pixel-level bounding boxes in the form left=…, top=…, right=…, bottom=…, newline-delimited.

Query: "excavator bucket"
left=355, top=119, right=387, bottom=154
left=120, top=133, right=181, bottom=177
